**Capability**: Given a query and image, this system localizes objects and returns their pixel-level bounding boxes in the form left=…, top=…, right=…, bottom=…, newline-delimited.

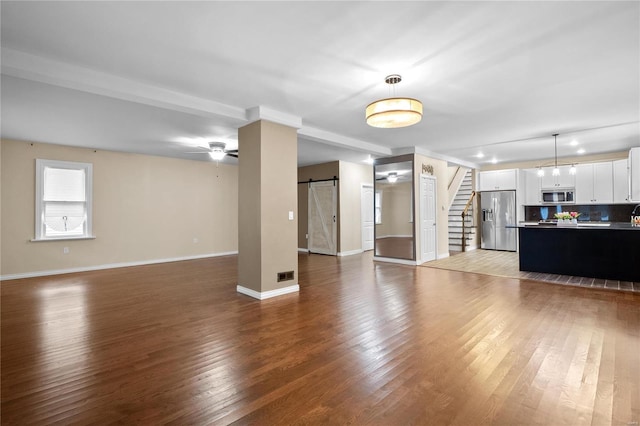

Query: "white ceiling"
left=1, top=1, right=638, bottom=167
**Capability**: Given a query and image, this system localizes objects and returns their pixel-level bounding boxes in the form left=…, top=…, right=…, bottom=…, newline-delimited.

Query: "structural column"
left=236, top=119, right=299, bottom=299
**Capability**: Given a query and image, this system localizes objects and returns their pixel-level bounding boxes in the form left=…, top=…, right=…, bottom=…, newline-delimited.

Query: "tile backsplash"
left=524, top=204, right=639, bottom=222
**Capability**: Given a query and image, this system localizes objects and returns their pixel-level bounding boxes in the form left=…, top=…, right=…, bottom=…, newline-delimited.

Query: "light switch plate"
left=288, top=211, right=294, bottom=220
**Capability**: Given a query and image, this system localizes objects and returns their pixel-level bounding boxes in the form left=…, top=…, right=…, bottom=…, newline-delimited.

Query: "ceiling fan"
left=187, top=142, right=238, bottom=160
left=376, top=172, right=399, bottom=183
left=376, top=171, right=413, bottom=183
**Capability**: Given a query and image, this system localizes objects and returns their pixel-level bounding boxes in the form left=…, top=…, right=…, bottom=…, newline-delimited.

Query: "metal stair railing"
left=460, top=190, right=476, bottom=252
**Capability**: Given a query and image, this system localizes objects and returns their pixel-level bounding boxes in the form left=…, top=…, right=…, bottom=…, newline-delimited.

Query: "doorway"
left=361, top=184, right=374, bottom=251
left=420, top=174, right=437, bottom=263
left=308, top=180, right=337, bottom=255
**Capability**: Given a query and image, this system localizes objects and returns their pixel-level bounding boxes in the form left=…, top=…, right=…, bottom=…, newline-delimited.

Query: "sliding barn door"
left=308, top=181, right=337, bottom=255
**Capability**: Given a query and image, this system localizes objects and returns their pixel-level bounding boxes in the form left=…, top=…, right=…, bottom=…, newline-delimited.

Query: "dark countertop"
left=513, top=222, right=640, bottom=230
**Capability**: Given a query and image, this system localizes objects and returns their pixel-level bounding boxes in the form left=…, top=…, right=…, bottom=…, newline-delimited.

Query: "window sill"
left=30, top=236, right=96, bottom=242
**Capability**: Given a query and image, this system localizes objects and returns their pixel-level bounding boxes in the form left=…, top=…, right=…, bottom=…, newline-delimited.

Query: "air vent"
left=277, top=271, right=294, bottom=282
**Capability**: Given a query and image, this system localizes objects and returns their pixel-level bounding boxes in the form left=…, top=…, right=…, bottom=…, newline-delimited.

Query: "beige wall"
left=1, top=139, right=238, bottom=277
left=238, top=121, right=298, bottom=293
left=375, top=181, right=413, bottom=238
left=480, top=150, right=629, bottom=171
left=297, top=161, right=340, bottom=250
left=338, top=161, right=373, bottom=253
left=414, top=154, right=450, bottom=260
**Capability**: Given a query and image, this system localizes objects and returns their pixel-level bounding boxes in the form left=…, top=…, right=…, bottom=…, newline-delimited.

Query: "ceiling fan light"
left=209, top=149, right=226, bottom=161
left=366, top=98, right=423, bottom=128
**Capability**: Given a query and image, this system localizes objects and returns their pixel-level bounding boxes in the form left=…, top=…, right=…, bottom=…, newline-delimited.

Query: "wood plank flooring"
left=2, top=252, right=639, bottom=425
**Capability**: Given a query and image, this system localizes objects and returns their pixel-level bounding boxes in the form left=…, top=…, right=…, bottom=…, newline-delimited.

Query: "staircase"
left=449, top=170, right=476, bottom=252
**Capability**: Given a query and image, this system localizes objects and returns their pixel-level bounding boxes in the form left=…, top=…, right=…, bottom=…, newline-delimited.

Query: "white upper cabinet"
left=539, top=165, right=575, bottom=189
left=478, top=169, right=517, bottom=191
left=523, top=169, right=541, bottom=205
left=575, top=162, right=613, bottom=204
left=630, top=148, right=640, bottom=202
left=612, top=159, right=629, bottom=203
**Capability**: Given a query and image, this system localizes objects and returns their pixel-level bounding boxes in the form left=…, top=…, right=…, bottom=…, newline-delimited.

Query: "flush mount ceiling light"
left=366, top=75, right=423, bottom=128
left=387, top=172, right=398, bottom=183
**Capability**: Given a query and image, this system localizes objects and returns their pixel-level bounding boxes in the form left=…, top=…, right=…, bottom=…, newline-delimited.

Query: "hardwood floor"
left=2, top=252, right=639, bottom=425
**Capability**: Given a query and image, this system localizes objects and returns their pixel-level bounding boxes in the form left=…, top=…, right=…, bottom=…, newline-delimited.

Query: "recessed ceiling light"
left=364, top=155, right=374, bottom=164
left=577, top=148, right=586, bottom=154
left=491, top=158, right=498, bottom=164
left=476, top=152, right=485, bottom=158
left=570, top=139, right=578, bottom=146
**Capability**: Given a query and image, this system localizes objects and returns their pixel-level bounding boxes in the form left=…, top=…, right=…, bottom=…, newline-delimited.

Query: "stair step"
left=449, top=229, right=476, bottom=238
left=448, top=169, right=477, bottom=249
left=448, top=228, right=476, bottom=233
left=448, top=223, right=474, bottom=228
left=448, top=217, right=474, bottom=222
left=449, top=238, right=472, bottom=244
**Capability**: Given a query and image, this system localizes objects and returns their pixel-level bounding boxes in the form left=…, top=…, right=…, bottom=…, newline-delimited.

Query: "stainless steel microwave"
left=541, top=189, right=575, bottom=204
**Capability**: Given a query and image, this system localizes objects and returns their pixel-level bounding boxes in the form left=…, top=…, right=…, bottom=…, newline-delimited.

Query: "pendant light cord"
left=553, top=133, right=559, bottom=168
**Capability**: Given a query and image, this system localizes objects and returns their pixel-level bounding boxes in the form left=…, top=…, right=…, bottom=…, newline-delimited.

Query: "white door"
left=308, top=181, right=337, bottom=255
left=361, top=184, right=374, bottom=251
left=420, top=175, right=437, bottom=263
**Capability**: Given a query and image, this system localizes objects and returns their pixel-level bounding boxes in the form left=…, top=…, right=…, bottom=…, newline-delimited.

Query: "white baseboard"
left=376, top=234, right=412, bottom=239
left=298, top=248, right=309, bottom=253
left=337, top=249, right=363, bottom=257
left=373, top=256, right=417, bottom=266
left=0, top=251, right=239, bottom=281
left=438, top=252, right=451, bottom=259
left=236, top=284, right=300, bottom=300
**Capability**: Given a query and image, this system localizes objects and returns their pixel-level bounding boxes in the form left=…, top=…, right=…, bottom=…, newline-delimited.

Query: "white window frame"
left=34, top=159, right=94, bottom=241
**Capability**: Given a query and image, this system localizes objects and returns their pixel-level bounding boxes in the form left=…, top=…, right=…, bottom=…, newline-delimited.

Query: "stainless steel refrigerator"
left=480, top=190, right=517, bottom=251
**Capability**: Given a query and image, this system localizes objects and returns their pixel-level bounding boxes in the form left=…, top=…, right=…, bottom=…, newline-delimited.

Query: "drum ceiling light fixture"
left=366, top=74, right=423, bottom=128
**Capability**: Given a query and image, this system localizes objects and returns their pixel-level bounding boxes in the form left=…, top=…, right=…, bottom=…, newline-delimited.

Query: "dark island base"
left=518, top=226, right=640, bottom=282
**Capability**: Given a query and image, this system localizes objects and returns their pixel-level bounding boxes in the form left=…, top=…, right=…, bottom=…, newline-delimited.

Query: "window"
left=35, top=159, right=93, bottom=240
left=375, top=190, right=382, bottom=224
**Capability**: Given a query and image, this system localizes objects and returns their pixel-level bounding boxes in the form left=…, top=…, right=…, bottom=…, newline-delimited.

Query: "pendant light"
left=552, top=133, right=560, bottom=176
left=366, top=75, right=423, bottom=128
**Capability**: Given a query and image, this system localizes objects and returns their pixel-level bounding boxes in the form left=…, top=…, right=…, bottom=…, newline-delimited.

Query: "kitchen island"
left=518, top=223, right=640, bottom=282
